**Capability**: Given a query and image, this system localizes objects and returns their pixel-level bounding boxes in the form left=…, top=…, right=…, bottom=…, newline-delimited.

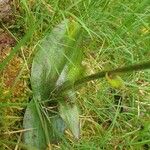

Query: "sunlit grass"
left=0, top=0, right=150, bottom=149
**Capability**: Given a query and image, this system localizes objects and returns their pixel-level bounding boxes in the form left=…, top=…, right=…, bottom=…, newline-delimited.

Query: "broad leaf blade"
left=23, top=99, right=66, bottom=150
left=106, top=73, right=125, bottom=89
left=31, top=19, right=83, bottom=101
left=54, top=21, right=83, bottom=138
left=23, top=100, right=48, bottom=150
left=56, top=67, right=81, bottom=139
left=31, top=20, right=69, bottom=101
left=24, top=19, right=83, bottom=149
left=59, top=100, right=80, bottom=139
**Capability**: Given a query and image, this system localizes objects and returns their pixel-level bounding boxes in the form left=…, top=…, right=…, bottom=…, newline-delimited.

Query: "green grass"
left=0, top=0, right=150, bottom=149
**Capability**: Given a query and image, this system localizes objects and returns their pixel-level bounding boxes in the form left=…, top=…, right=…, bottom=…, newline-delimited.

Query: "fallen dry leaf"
left=0, top=0, right=13, bottom=21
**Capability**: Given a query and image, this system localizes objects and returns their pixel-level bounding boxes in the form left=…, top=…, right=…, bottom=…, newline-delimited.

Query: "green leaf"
left=59, top=99, right=80, bottom=139
left=31, top=19, right=83, bottom=101
left=56, top=67, right=81, bottom=139
left=23, top=100, right=47, bottom=150
left=23, top=19, right=83, bottom=149
left=23, top=99, right=66, bottom=150
left=55, top=38, right=83, bottom=139
left=105, top=73, right=125, bottom=89
left=67, top=65, right=85, bottom=83
left=31, top=20, right=69, bottom=101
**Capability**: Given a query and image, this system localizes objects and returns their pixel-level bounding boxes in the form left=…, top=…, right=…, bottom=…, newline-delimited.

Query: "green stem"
left=59, top=60, right=150, bottom=92
left=75, top=60, right=150, bottom=85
